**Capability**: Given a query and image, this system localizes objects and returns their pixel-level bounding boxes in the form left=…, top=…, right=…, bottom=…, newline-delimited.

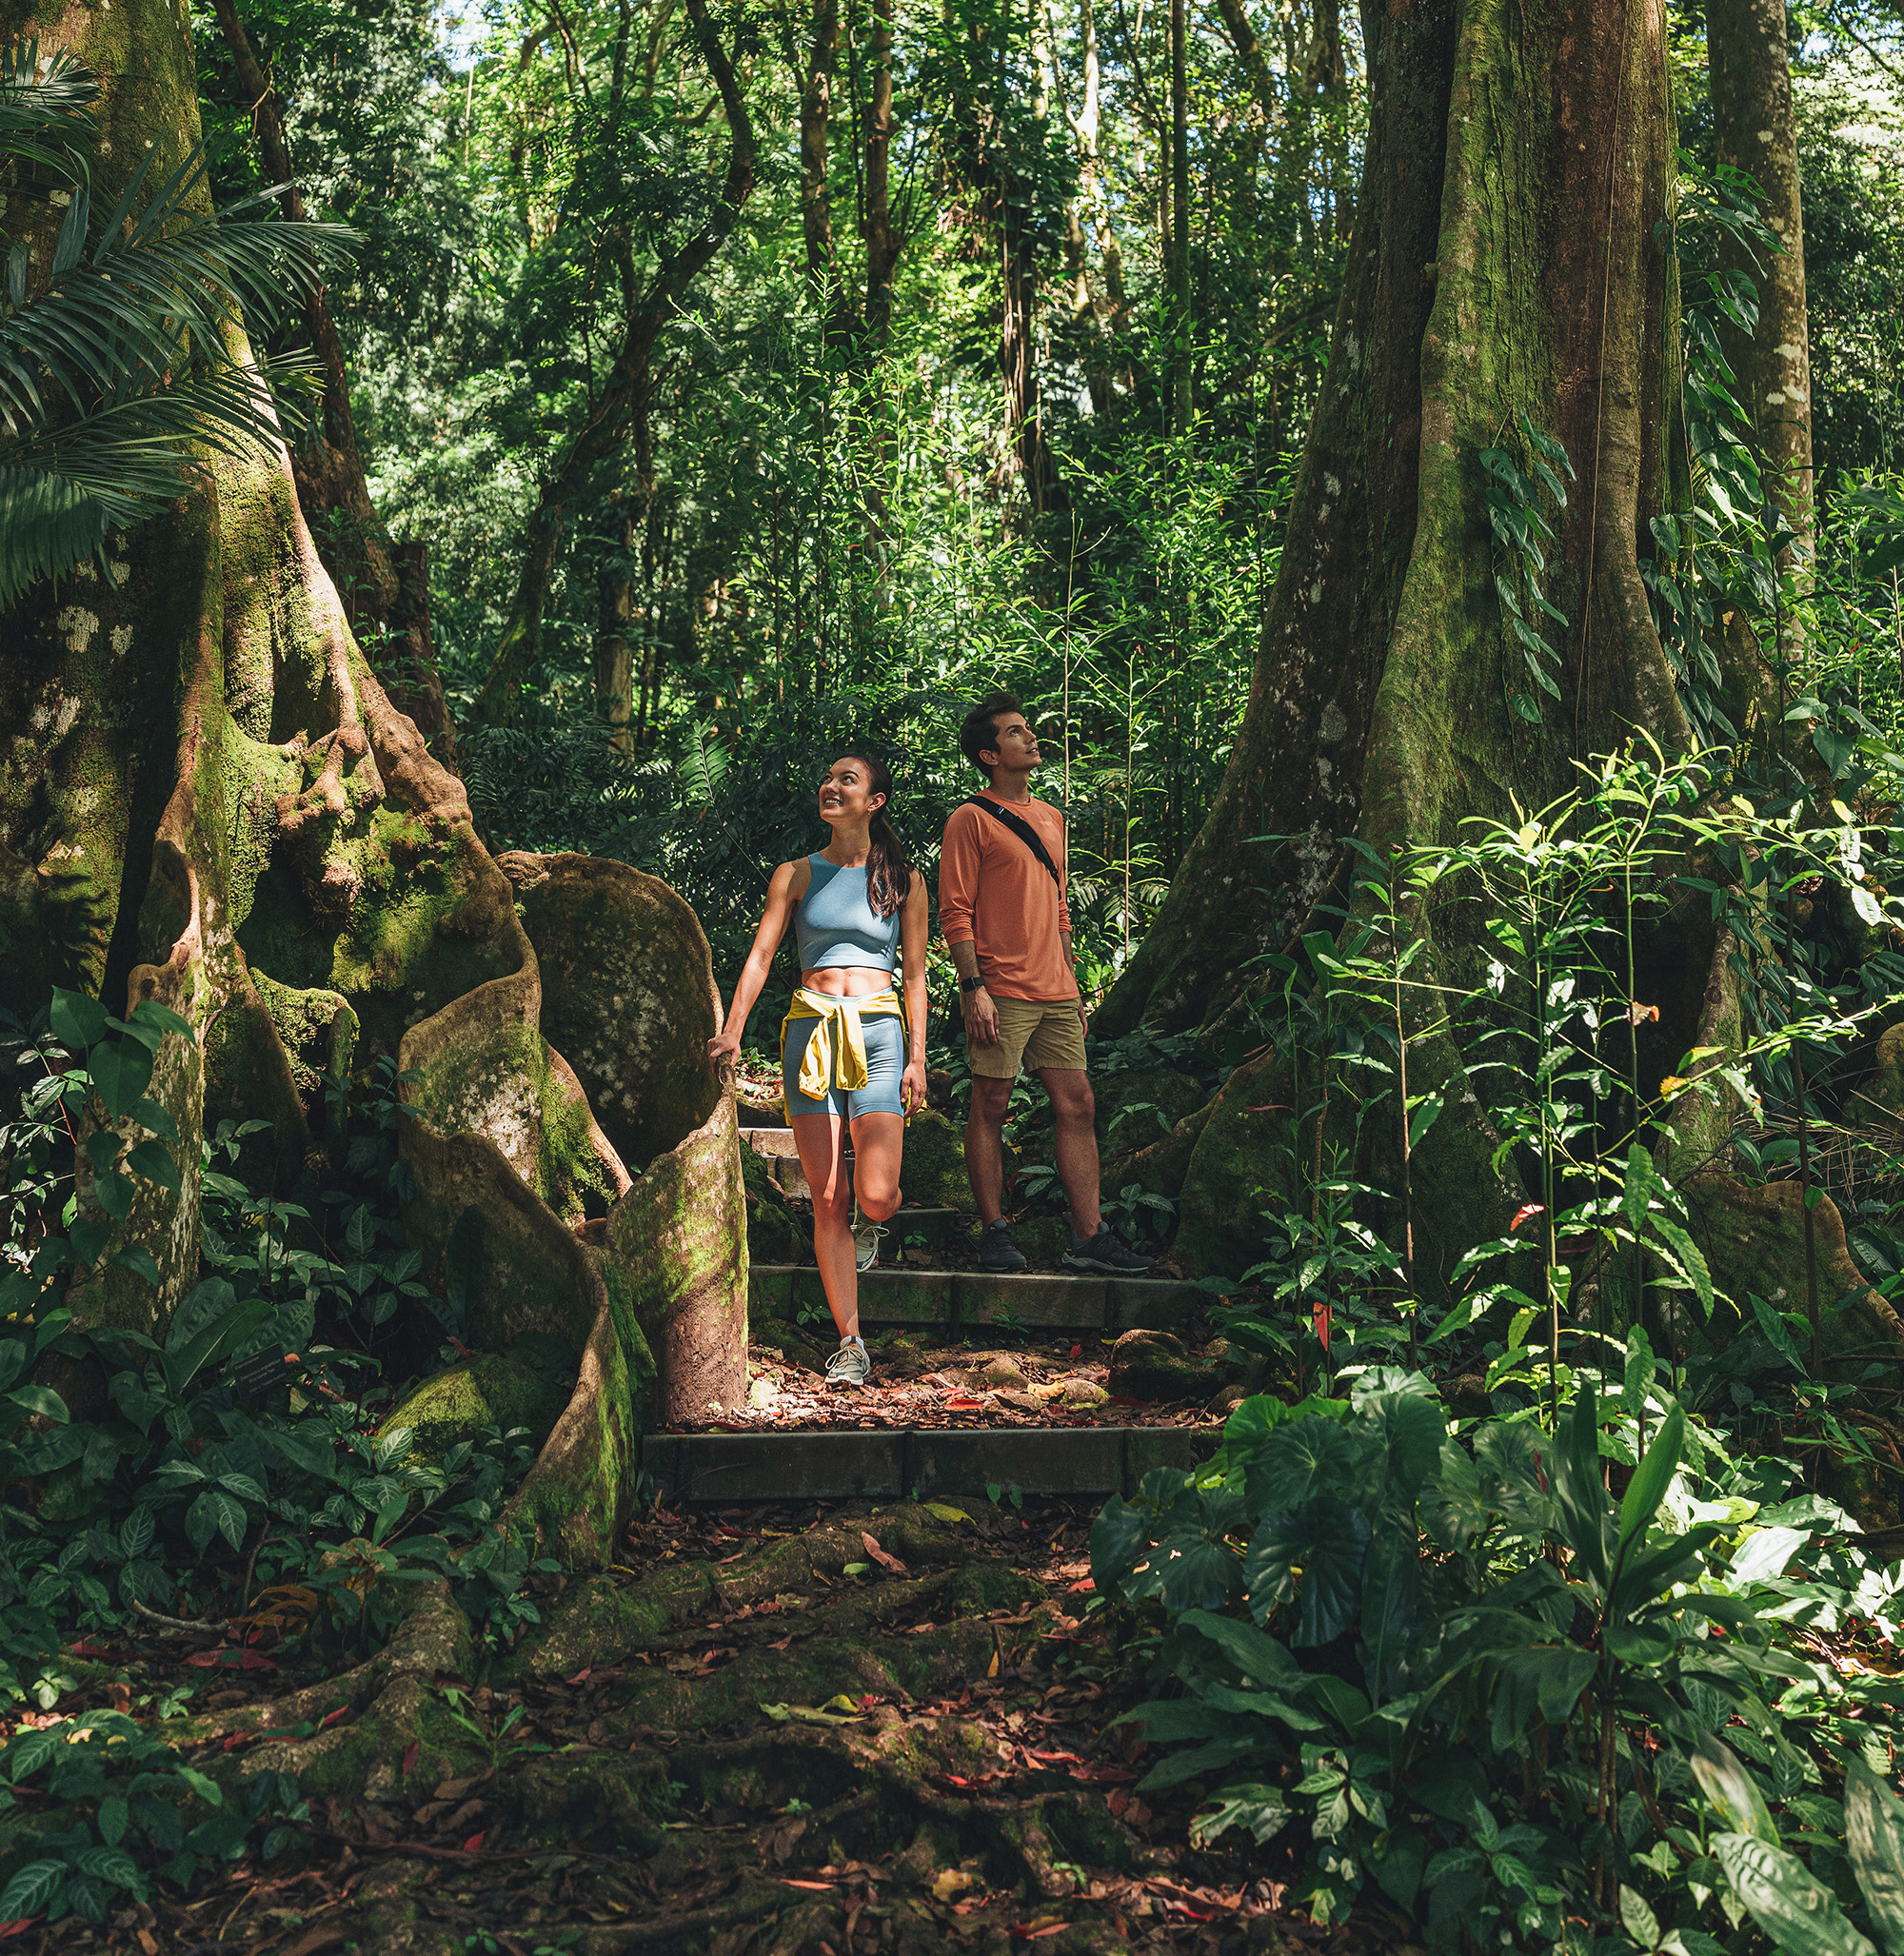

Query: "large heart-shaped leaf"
left=1243, top=1497, right=1370, bottom=1644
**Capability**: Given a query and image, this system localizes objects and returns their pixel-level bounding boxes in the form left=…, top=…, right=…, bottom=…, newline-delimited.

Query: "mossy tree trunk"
left=1100, top=0, right=1698, bottom=1042
left=0, top=0, right=746, bottom=1562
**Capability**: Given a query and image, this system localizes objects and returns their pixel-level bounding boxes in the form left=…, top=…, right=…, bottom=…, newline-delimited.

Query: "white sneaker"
left=854, top=1220, right=885, bottom=1273
left=825, top=1337, right=872, bottom=1387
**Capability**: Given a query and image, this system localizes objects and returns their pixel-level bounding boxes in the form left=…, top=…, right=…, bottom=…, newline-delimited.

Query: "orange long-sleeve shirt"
left=937, top=794, right=1077, bottom=1002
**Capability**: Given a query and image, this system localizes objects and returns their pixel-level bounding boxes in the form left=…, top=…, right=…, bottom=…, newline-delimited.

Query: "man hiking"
left=938, top=692, right=1156, bottom=1276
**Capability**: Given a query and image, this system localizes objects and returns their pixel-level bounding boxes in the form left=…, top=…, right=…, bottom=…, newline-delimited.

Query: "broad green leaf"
left=1845, top=1756, right=1904, bottom=1954
left=1137, top=1734, right=1261, bottom=1792
left=7, top=1383, right=68, bottom=1424
left=1730, top=1525, right=1808, bottom=1587
left=1243, top=1497, right=1370, bottom=1644
left=96, top=1795, right=129, bottom=1847
left=1618, top=1401, right=1684, bottom=1546
left=1191, top=1782, right=1288, bottom=1847
left=1714, top=1830, right=1874, bottom=1956
left=1620, top=1884, right=1662, bottom=1949
left=1174, top=1609, right=1303, bottom=1687
left=125, top=1138, right=179, bottom=1193
left=1244, top=1417, right=1374, bottom=1517
left=0, top=1858, right=66, bottom=1921
left=1113, top=1700, right=1241, bottom=1744
left=50, top=987, right=109, bottom=1051
left=1692, top=1733, right=1776, bottom=1842
left=89, top=1036, right=154, bottom=1116
left=129, top=998, right=194, bottom=1040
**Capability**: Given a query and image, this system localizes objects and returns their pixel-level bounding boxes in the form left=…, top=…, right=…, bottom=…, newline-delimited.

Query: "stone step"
left=749, top=1263, right=1202, bottom=1334
left=639, top=1422, right=1217, bottom=1506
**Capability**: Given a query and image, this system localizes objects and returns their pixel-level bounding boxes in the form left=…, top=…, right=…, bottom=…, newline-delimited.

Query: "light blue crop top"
left=794, top=855, right=901, bottom=972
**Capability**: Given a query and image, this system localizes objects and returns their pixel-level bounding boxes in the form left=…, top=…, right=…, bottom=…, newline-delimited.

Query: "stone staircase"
left=635, top=1127, right=1221, bottom=1505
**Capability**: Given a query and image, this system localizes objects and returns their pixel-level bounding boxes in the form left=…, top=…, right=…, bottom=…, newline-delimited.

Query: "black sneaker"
left=977, top=1220, right=1028, bottom=1274
left=1061, top=1228, right=1156, bottom=1274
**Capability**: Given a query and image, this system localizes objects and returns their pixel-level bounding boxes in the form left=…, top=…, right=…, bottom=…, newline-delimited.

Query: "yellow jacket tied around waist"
left=781, top=988, right=905, bottom=1102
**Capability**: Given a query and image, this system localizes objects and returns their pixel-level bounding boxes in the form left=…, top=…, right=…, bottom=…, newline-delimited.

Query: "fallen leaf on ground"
left=933, top=1869, right=977, bottom=1902
left=861, top=1531, right=907, bottom=1573
left=924, top=1502, right=971, bottom=1524
left=782, top=1879, right=835, bottom=1891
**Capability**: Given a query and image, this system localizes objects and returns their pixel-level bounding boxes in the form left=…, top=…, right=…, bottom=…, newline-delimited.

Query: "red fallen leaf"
left=1070, top=1763, right=1138, bottom=1784
left=944, top=1395, right=986, bottom=1411
left=856, top=1694, right=880, bottom=1711
left=769, top=1636, right=793, bottom=1650
left=186, top=1648, right=275, bottom=1670
left=781, top=1879, right=836, bottom=1891
left=462, top=1831, right=486, bottom=1853
left=1008, top=1924, right=1070, bottom=1940
left=861, top=1531, right=907, bottom=1574
left=66, top=1639, right=109, bottom=1659
left=1509, top=1203, right=1546, bottom=1231
left=221, top=1734, right=251, bottom=1752
left=320, top=1705, right=350, bottom=1730
left=566, top=1666, right=593, bottom=1685
left=1069, top=1345, right=1082, bottom=1359
left=0, top=1918, right=44, bottom=1941
left=401, top=1741, right=420, bottom=1778
left=1066, top=1576, right=1094, bottom=1593
left=903, top=1622, right=937, bottom=1636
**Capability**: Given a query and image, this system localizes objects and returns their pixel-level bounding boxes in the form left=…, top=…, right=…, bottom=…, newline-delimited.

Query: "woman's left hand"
left=902, top=1061, right=928, bottom=1117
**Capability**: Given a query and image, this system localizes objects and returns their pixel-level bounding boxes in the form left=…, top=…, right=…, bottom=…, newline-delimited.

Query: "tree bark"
left=474, top=0, right=757, bottom=724
left=1099, top=0, right=1696, bottom=1041
left=1708, top=0, right=1813, bottom=560
left=1167, top=0, right=1191, bottom=429
left=862, top=0, right=902, bottom=339
left=799, top=0, right=846, bottom=335
left=208, top=0, right=459, bottom=773
left=0, top=0, right=746, bottom=1561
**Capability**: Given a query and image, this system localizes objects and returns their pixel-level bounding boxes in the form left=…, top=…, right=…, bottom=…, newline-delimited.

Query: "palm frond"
left=0, top=148, right=354, bottom=439
left=0, top=40, right=96, bottom=188
left=0, top=34, right=358, bottom=612
left=0, top=468, right=115, bottom=610
left=0, top=350, right=324, bottom=604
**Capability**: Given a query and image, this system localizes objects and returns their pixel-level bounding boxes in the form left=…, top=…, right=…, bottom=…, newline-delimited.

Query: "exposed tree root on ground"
left=29, top=1502, right=1426, bottom=1955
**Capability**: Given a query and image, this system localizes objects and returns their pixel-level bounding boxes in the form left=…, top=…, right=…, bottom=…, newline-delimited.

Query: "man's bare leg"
left=965, top=1077, right=1013, bottom=1225
left=1040, top=1066, right=1102, bottom=1239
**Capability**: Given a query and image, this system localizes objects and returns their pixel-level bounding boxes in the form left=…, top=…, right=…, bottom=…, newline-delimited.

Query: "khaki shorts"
left=968, top=997, right=1087, bottom=1078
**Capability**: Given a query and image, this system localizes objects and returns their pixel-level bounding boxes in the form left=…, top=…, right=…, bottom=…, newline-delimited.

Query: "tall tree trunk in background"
left=596, top=500, right=637, bottom=752
left=475, top=0, right=757, bottom=724
left=0, top=0, right=746, bottom=1556
left=1167, top=0, right=1191, bottom=428
left=1099, top=0, right=1749, bottom=1033
left=863, top=0, right=902, bottom=338
left=1709, top=0, right=1813, bottom=567
left=208, top=0, right=459, bottom=772
left=801, top=0, right=848, bottom=340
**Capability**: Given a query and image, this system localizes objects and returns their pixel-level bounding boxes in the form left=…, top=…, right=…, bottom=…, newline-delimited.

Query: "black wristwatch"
left=960, top=976, right=985, bottom=994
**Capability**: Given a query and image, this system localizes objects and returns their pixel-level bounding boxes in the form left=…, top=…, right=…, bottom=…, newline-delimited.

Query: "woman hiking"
left=707, top=753, right=928, bottom=1388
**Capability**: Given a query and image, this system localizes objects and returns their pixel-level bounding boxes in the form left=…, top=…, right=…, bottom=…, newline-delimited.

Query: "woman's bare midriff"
left=801, top=966, right=895, bottom=998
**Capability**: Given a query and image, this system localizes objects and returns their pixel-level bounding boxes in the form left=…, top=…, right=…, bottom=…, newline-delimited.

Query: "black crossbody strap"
left=963, top=796, right=1062, bottom=891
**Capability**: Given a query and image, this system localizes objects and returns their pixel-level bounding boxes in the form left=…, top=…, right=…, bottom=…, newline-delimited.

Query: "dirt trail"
left=39, top=1500, right=1421, bottom=1955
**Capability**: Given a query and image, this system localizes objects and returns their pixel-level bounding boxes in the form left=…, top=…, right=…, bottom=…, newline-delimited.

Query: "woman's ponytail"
left=844, top=750, right=911, bottom=918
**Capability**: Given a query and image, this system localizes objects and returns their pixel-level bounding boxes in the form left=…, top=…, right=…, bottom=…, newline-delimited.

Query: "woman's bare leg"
left=790, top=1109, right=858, bottom=1340
left=848, top=1112, right=904, bottom=1221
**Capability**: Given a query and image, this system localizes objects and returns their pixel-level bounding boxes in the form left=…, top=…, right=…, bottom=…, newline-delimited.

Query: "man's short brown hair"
left=959, top=691, right=1022, bottom=777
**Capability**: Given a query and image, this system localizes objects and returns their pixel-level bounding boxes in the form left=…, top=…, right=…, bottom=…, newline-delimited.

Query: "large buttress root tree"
left=0, top=0, right=745, bottom=1562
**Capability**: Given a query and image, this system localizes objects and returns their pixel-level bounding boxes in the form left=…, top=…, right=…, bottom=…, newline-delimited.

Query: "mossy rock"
left=382, top=1353, right=569, bottom=1466
left=902, top=1108, right=998, bottom=1212
left=1094, top=1067, right=1205, bottom=1154
left=742, top=1145, right=803, bottom=1263
left=1106, top=1329, right=1240, bottom=1402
